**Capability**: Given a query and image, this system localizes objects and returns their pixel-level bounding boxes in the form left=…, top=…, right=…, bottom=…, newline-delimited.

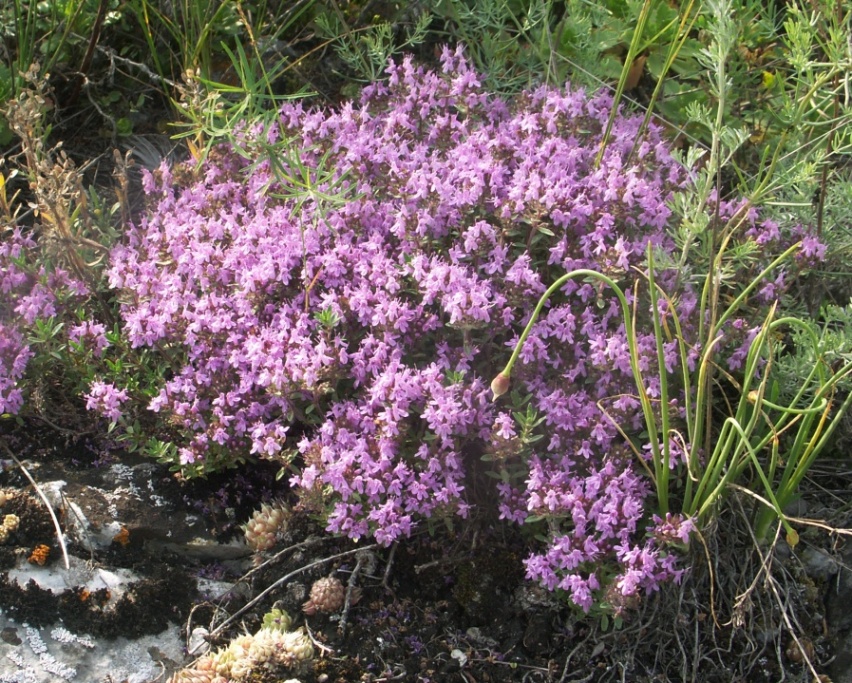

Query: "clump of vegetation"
left=79, top=49, right=697, bottom=610
left=1, top=0, right=851, bottom=677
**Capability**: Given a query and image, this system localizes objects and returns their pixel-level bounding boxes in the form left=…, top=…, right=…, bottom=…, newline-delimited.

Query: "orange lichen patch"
left=28, top=544, right=50, bottom=566
left=113, top=526, right=130, bottom=546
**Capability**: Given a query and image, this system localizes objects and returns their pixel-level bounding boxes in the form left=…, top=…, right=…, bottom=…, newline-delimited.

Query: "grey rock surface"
left=0, top=618, right=185, bottom=683
left=0, top=454, right=249, bottom=683
left=828, top=539, right=852, bottom=683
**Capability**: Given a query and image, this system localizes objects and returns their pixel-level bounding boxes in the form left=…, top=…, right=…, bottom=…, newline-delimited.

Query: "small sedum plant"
left=168, top=607, right=312, bottom=683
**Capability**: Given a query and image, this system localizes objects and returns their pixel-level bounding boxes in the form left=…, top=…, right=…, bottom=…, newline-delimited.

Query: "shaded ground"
left=1, top=419, right=850, bottom=683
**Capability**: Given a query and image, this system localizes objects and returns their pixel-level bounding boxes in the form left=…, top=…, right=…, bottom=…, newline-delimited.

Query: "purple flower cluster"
left=0, top=228, right=87, bottom=414
left=84, top=380, right=129, bottom=422
left=0, top=324, right=31, bottom=415
left=68, top=321, right=110, bottom=357
left=103, top=47, right=702, bottom=607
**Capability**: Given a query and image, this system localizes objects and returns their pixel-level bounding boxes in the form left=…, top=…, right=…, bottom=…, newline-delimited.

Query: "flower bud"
left=490, top=372, right=511, bottom=401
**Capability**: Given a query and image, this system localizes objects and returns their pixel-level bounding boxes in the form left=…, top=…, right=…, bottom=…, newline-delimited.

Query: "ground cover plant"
left=3, top=43, right=843, bottom=615
left=11, top=47, right=696, bottom=610
left=1, top=0, right=852, bottom=680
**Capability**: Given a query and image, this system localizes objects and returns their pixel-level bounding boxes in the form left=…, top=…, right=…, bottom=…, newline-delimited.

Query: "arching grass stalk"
left=662, top=248, right=852, bottom=540
left=493, top=242, right=852, bottom=544
left=749, top=318, right=852, bottom=541
left=691, top=241, right=804, bottom=463
left=686, top=303, right=782, bottom=524
left=490, top=246, right=798, bottom=520
left=490, top=266, right=670, bottom=511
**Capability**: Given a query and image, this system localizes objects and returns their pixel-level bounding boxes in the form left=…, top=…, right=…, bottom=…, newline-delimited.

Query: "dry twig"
left=0, top=438, right=70, bottom=570
left=209, top=543, right=377, bottom=639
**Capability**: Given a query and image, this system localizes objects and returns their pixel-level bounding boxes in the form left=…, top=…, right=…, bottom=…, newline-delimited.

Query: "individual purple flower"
left=85, top=381, right=129, bottom=422
left=68, top=321, right=110, bottom=357
left=651, top=512, right=696, bottom=545
left=14, top=283, right=57, bottom=324
left=798, top=234, right=826, bottom=262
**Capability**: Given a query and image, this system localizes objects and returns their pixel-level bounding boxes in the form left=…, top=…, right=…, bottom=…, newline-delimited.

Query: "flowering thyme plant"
left=0, top=48, right=817, bottom=612
left=0, top=225, right=89, bottom=414
left=91, top=47, right=702, bottom=610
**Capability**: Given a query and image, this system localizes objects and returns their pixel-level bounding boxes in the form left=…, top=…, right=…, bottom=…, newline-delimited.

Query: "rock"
left=800, top=546, right=839, bottom=582
left=0, top=446, right=253, bottom=683
left=39, top=460, right=240, bottom=557
left=0, top=618, right=186, bottom=683
left=827, top=540, right=852, bottom=683
left=6, top=557, right=137, bottom=598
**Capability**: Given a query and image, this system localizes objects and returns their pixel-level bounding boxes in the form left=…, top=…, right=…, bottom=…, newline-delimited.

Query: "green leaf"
left=116, top=117, right=133, bottom=136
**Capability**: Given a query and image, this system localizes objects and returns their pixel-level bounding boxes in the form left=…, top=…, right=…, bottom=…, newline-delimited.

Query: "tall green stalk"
left=595, top=0, right=654, bottom=167
left=493, top=239, right=851, bottom=544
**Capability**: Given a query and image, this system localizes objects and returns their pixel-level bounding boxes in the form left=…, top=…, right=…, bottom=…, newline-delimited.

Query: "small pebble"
left=451, top=648, right=468, bottom=667
left=187, top=627, right=211, bottom=656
